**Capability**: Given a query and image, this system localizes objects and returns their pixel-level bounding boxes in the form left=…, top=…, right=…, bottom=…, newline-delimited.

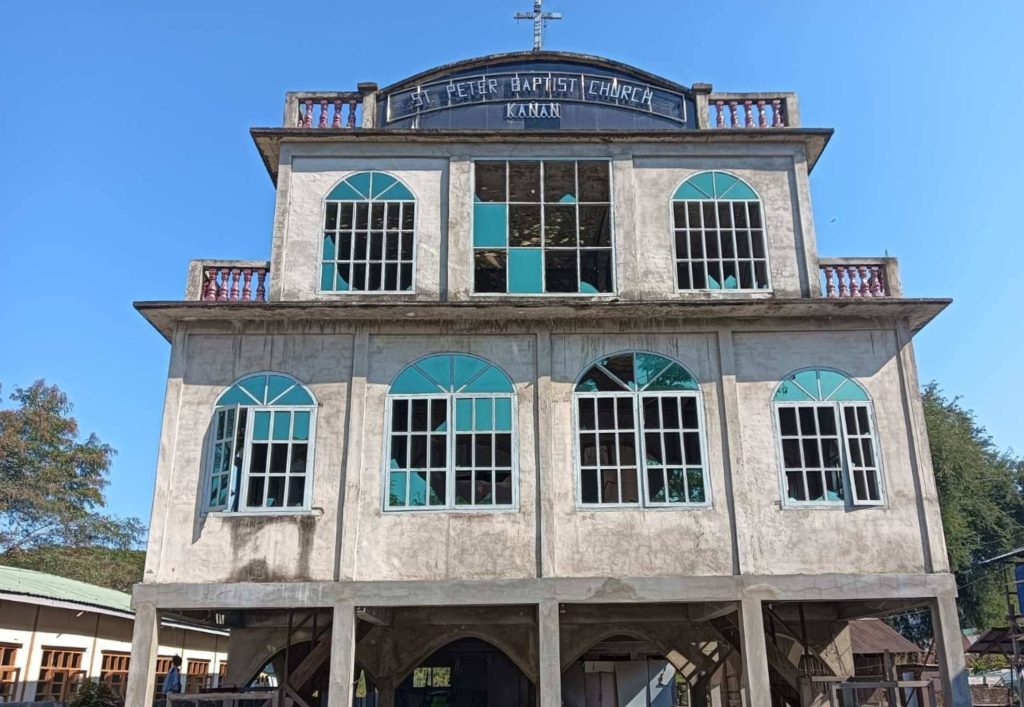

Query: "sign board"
left=380, top=58, right=694, bottom=130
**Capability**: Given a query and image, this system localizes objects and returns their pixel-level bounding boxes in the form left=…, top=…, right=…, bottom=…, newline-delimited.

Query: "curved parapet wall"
left=377, top=51, right=696, bottom=130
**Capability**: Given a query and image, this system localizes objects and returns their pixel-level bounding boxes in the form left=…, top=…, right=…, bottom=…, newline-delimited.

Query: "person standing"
left=162, top=655, right=183, bottom=695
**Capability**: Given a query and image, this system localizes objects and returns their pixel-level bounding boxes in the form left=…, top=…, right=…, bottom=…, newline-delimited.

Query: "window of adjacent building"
left=321, top=171, right=416, bottom=293
left=154, top=656, right=174, bottom=696
left=473, top=160, right=613, bottom=294
left=412, top=666, right=452, bottom=688
left=206, top=373, right=316, bottom=513
left=186, top=659, right=211, bottom=693
left=573, top=352, right=709, bottom=507
left=672, top=171, right=769, bottom=291
left=35, top=648, right=85, bottom=702
left=385, top=353, right=516, bottom=511
left=100, top=652, right=130, bottom=696
left=0, top=644, right=19, bottom=702
left=217, top=662, right=229, bottom=688
left=773, top=368, right=883, bottom=506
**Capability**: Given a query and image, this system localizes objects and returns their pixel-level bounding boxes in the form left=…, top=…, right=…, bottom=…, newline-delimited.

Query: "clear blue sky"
left=1, top=1, right=1021, bottom=524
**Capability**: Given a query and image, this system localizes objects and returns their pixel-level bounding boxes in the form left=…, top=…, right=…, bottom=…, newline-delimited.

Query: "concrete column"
left=328, top=602, right=358, bottom=707
left=125, top=602, right=159, bottom=707
left=538, top=600, right=562, bottom=707
left=738, top=596, right=771, bottom=707
left=931, top=595, right=971, bottom=706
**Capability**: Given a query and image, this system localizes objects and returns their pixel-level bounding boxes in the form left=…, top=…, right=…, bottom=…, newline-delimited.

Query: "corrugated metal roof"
left=0, top=564, right=132, bottom=615
left=849, top=619, right=922, bottom=655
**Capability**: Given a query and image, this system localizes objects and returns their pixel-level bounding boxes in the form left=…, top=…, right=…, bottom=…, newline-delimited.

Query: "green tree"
left=2, top=546, right=145, bottom=593
left=0, top=381, right=145, bottom=562
left=67, top=679, right=123, bottom=707
left=888, top=384, right=1024, bottom=642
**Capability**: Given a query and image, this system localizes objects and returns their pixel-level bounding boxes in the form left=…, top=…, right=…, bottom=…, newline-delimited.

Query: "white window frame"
left=669, top=173, right=772, bottom=293
left=773, top=400, right=884, bottom=508
left=204, top=404, right=317, bottom=514
left=572, top=375, right=711, bottom=510
left=469, top=158, right=618, bottom=297
left=317, top=171, right=418, bottom=295
left=383, top=392, right=519, bottom=512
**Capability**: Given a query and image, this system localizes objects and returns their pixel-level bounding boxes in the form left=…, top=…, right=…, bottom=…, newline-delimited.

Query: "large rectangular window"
left=386, top=396, right=515, bottom=510
left=35, top=648, right=84, bottom=702
left=473, top=160, right=613, bottom=294
left=100, top=652, right=131, bottom=697
left=0, top=644, right=19, bottom=703
left=776, top=403, right=882, bottom=505
left=186, top=660, right=211, bottom=693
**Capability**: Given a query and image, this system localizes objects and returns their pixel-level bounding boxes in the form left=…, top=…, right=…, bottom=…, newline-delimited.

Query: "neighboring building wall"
left=143, top=316, right=946, bottom=585
left=0, top=601, right=225, bottom=702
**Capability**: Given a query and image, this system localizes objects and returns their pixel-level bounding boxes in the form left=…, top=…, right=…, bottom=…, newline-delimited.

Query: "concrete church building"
left=128, top=24, right=969, bottom=707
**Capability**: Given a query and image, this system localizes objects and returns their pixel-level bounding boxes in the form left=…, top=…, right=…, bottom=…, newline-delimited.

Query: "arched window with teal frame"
left=772, top=368, right=883, bottom=506
left=671, top=171, right=769, bottom=291
left=572, top=351, right=709, bottom=508
left=207, top=373, right=317, bottom=512
left=321, top=171, right=416, bottom=293
left=385, top=353, right=516, bottom=511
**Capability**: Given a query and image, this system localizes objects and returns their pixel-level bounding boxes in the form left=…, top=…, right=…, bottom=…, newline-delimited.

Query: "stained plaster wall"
left=143, top=317, right=944, bottom=586
left=269, top=141, right=817, bottom=303
left=144, top=326, right=355, bottom=584
left=732, top=329, right=947, bottom=575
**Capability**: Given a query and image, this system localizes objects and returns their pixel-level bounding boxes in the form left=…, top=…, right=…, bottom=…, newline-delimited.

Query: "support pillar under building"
left=538, top=600, right=561, bottom=707
left=738, top=595, right=771, bottom=707
left=931, top=594, right=971, bottom=707
left=328, top=601, right=357, bottom=707
left=124, top=602, right=158, bottom=707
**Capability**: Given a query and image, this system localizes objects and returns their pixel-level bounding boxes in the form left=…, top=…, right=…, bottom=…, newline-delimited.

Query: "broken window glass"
left=473, top=160, right=614, bottom=294
left=322, top=171, right=416, bottom=292
left=672, top=171, right=769, bottom=291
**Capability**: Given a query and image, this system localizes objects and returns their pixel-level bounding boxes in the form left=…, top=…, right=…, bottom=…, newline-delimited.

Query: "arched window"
left=207, top=373, right=316, bottom=512
left=385, top=354, right=516, bottom=510
left=573, top=352, right=709, bottom=507
left=772, top=368, right=883, bottom=506
left=671, top=171, right=769, bottom=291
left=321, top=171, right=416, bottom=293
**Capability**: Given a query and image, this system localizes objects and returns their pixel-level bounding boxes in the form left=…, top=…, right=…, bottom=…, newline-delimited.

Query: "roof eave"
left=250, top=127, right=833, bottom=185
left=134, top=297, right=949, bottom=343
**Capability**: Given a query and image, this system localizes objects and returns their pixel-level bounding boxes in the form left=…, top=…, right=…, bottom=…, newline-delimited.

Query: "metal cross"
left=514, top=0, right=562, bottom=52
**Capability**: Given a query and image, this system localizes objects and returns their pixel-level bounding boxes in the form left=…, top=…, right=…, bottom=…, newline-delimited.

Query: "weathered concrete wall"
left=269, top=142, right=815, bottom=303
left=733, top=329, right=933, bottom=575
left=145, top=325, right=355, bottom=584
left=143, top=316, right=943, bottom=585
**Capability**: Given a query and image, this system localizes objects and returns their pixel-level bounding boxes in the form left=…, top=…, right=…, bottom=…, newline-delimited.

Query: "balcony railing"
left=819, top=257, right=901, bottom=298
left=692, top=87, right=801, bottom=129
left=283, top=85, right=377, bottom=130
left=186, top=260, right=270, bottom=302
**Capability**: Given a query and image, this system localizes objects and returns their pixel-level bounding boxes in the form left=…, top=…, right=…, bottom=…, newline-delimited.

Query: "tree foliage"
left=2, top=546, right=145, bottom=593
left=888, top=383, right=1024, bottom=642
left=68, top=679, right=123, bottom=707
left=0, top=381, right=145, bottom=560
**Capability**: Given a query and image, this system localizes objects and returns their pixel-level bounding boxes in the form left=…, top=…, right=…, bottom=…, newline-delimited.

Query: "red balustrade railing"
left=187, top=261, right=270, bottom=302
left=283, top=89, right=375, bottom=129
left=819, top=258, right=900, bottom=298
left=702, top=92, right=799, bottom=129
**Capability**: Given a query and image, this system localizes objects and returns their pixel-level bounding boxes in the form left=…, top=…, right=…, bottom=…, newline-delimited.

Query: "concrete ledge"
left=133, top=297, right=950, bottom=342
left=132, top=572, right=958, bottom=610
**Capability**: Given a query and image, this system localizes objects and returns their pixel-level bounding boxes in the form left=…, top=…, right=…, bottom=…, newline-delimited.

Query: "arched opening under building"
left=395, top=637, right=536, bottom=707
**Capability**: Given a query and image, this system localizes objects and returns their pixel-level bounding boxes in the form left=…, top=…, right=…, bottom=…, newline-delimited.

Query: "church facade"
left=128, top=50, right=969, bottom=707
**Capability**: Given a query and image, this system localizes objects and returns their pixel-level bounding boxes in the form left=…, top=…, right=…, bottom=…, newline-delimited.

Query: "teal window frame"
left=206, top=373, right=317, bottom=513
left=772, top=368, right=884, bottom=507
left=320, top=171, right=416, bottom=293
left=471, top=160, right=615, bottom=295
left=384, top=354, right=518, bottom=512
left=572, top=352, right=710, bottom=509
left=671, top=171, right=770, bottom=291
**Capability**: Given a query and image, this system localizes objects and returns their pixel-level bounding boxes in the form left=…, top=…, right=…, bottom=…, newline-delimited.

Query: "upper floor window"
left=385, top=354, right=516, bottom=511
left=573, top=352, right=709, bottom=508
left=207, top=373, right=316, bottom=512
left=473, top=160, right=613, bottom=294
left=321, top=171, right=415, bottom=293
left=672, top=171, right=769, bottom=291
left=773, top=368, right=883, bottom=506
